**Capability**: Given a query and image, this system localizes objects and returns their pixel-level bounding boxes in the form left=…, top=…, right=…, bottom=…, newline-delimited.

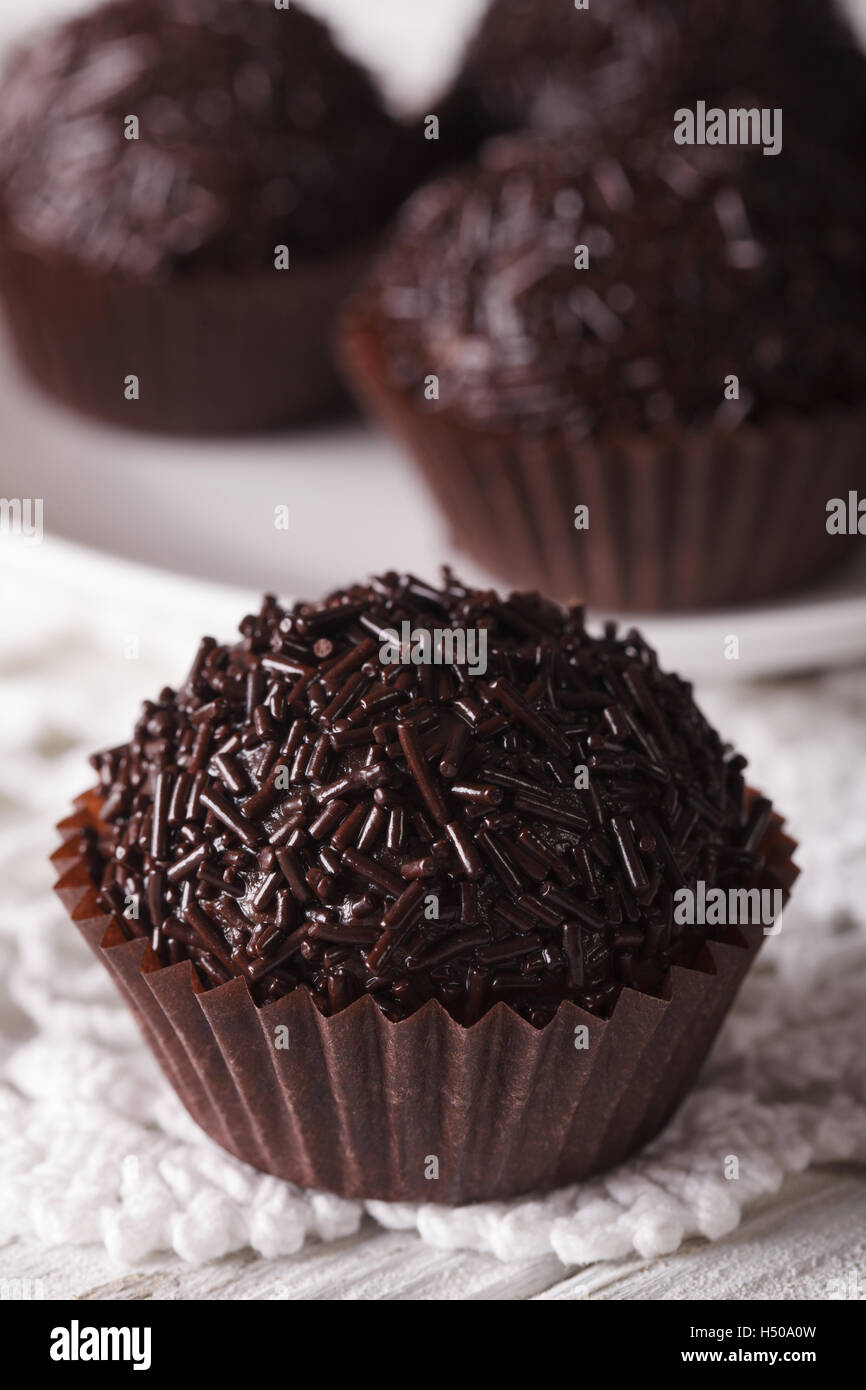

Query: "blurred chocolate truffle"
left=0, top=0, right=416, bottom=433
left=452, top=0, right=866, bottom=152
left=342, top=124, right=866, bottom=608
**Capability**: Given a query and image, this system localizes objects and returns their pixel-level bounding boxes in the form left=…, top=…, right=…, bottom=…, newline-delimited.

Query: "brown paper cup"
left=0, top=238, right=370, bottom=435
left=340, top=306, right=866, bottom=611
left=53, top=792, right=798, bottom=1205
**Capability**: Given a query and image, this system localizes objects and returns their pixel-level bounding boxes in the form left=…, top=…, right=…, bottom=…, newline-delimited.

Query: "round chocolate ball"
left=87, top=573, right=768, bottom=1028
left=357, top=125, right=866, bottom=439
left=0, top=0, right=412, bottom=277
left=453, top=0, right=866, bottom=152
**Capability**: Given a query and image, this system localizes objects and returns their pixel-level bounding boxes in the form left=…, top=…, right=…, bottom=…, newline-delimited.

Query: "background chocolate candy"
left=0, top=0, right=417, bottom=432
left=339, top=117, right=866, bottom=611
left=351, top=125, right=866, bottom=437
left=0, top=0, right=412, bottom=275
left=453, top=0, right=866, bottom=152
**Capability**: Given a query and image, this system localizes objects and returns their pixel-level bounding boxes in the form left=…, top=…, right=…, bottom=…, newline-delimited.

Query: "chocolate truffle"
left=352, top=129, right=866, bottom=436
left=341, top=126, right=866, bottom=609
left=0, top=0, right=415, bottom=433
left=58, top=572, right=797, bottom=1200
left=453, top=0, right=866, bottom=152
left=87, top=572, right=773, bottom=1028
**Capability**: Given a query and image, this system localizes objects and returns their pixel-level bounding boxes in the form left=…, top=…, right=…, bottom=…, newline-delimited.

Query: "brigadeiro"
left=54, top=573, right=797, bottom=1203
left=0, top=0, right=416, bottom=434
left=340, top=126, right=866, bottom=610
left=451, top=0, right=866, bottom=153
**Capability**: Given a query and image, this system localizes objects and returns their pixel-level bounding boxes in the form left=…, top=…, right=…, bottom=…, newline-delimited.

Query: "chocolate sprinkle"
left=86, top=572, right=767, bottom=1027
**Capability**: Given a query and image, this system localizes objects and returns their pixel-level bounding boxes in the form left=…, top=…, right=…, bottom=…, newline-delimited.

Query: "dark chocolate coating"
left=359, top=125, right=866, bottom=437
left=0, top=0, right=412, bottom=277
left=86, top=573, right=766, bottom=1029
left=454, top=0, right=677, bottom=139
left=454, top=0, right=866, bottom=151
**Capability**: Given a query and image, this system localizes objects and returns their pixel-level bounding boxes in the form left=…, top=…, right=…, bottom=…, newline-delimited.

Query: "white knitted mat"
left=1, top=538, right=865, bottom=1268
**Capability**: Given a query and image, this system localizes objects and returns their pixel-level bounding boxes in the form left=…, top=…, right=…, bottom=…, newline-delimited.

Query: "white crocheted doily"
left=1, top=540, right=865, bottom=1266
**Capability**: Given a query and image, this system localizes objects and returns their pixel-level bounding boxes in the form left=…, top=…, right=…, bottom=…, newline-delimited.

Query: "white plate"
left=3, top=317, right=866, bottom=687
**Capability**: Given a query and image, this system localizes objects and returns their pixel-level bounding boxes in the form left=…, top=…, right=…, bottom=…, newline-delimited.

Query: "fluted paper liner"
left=53, top=791, right=798, bottom=1204
left=0, top=240, right=367, bottom=434
left=340, top=306, right=866, bottom=611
